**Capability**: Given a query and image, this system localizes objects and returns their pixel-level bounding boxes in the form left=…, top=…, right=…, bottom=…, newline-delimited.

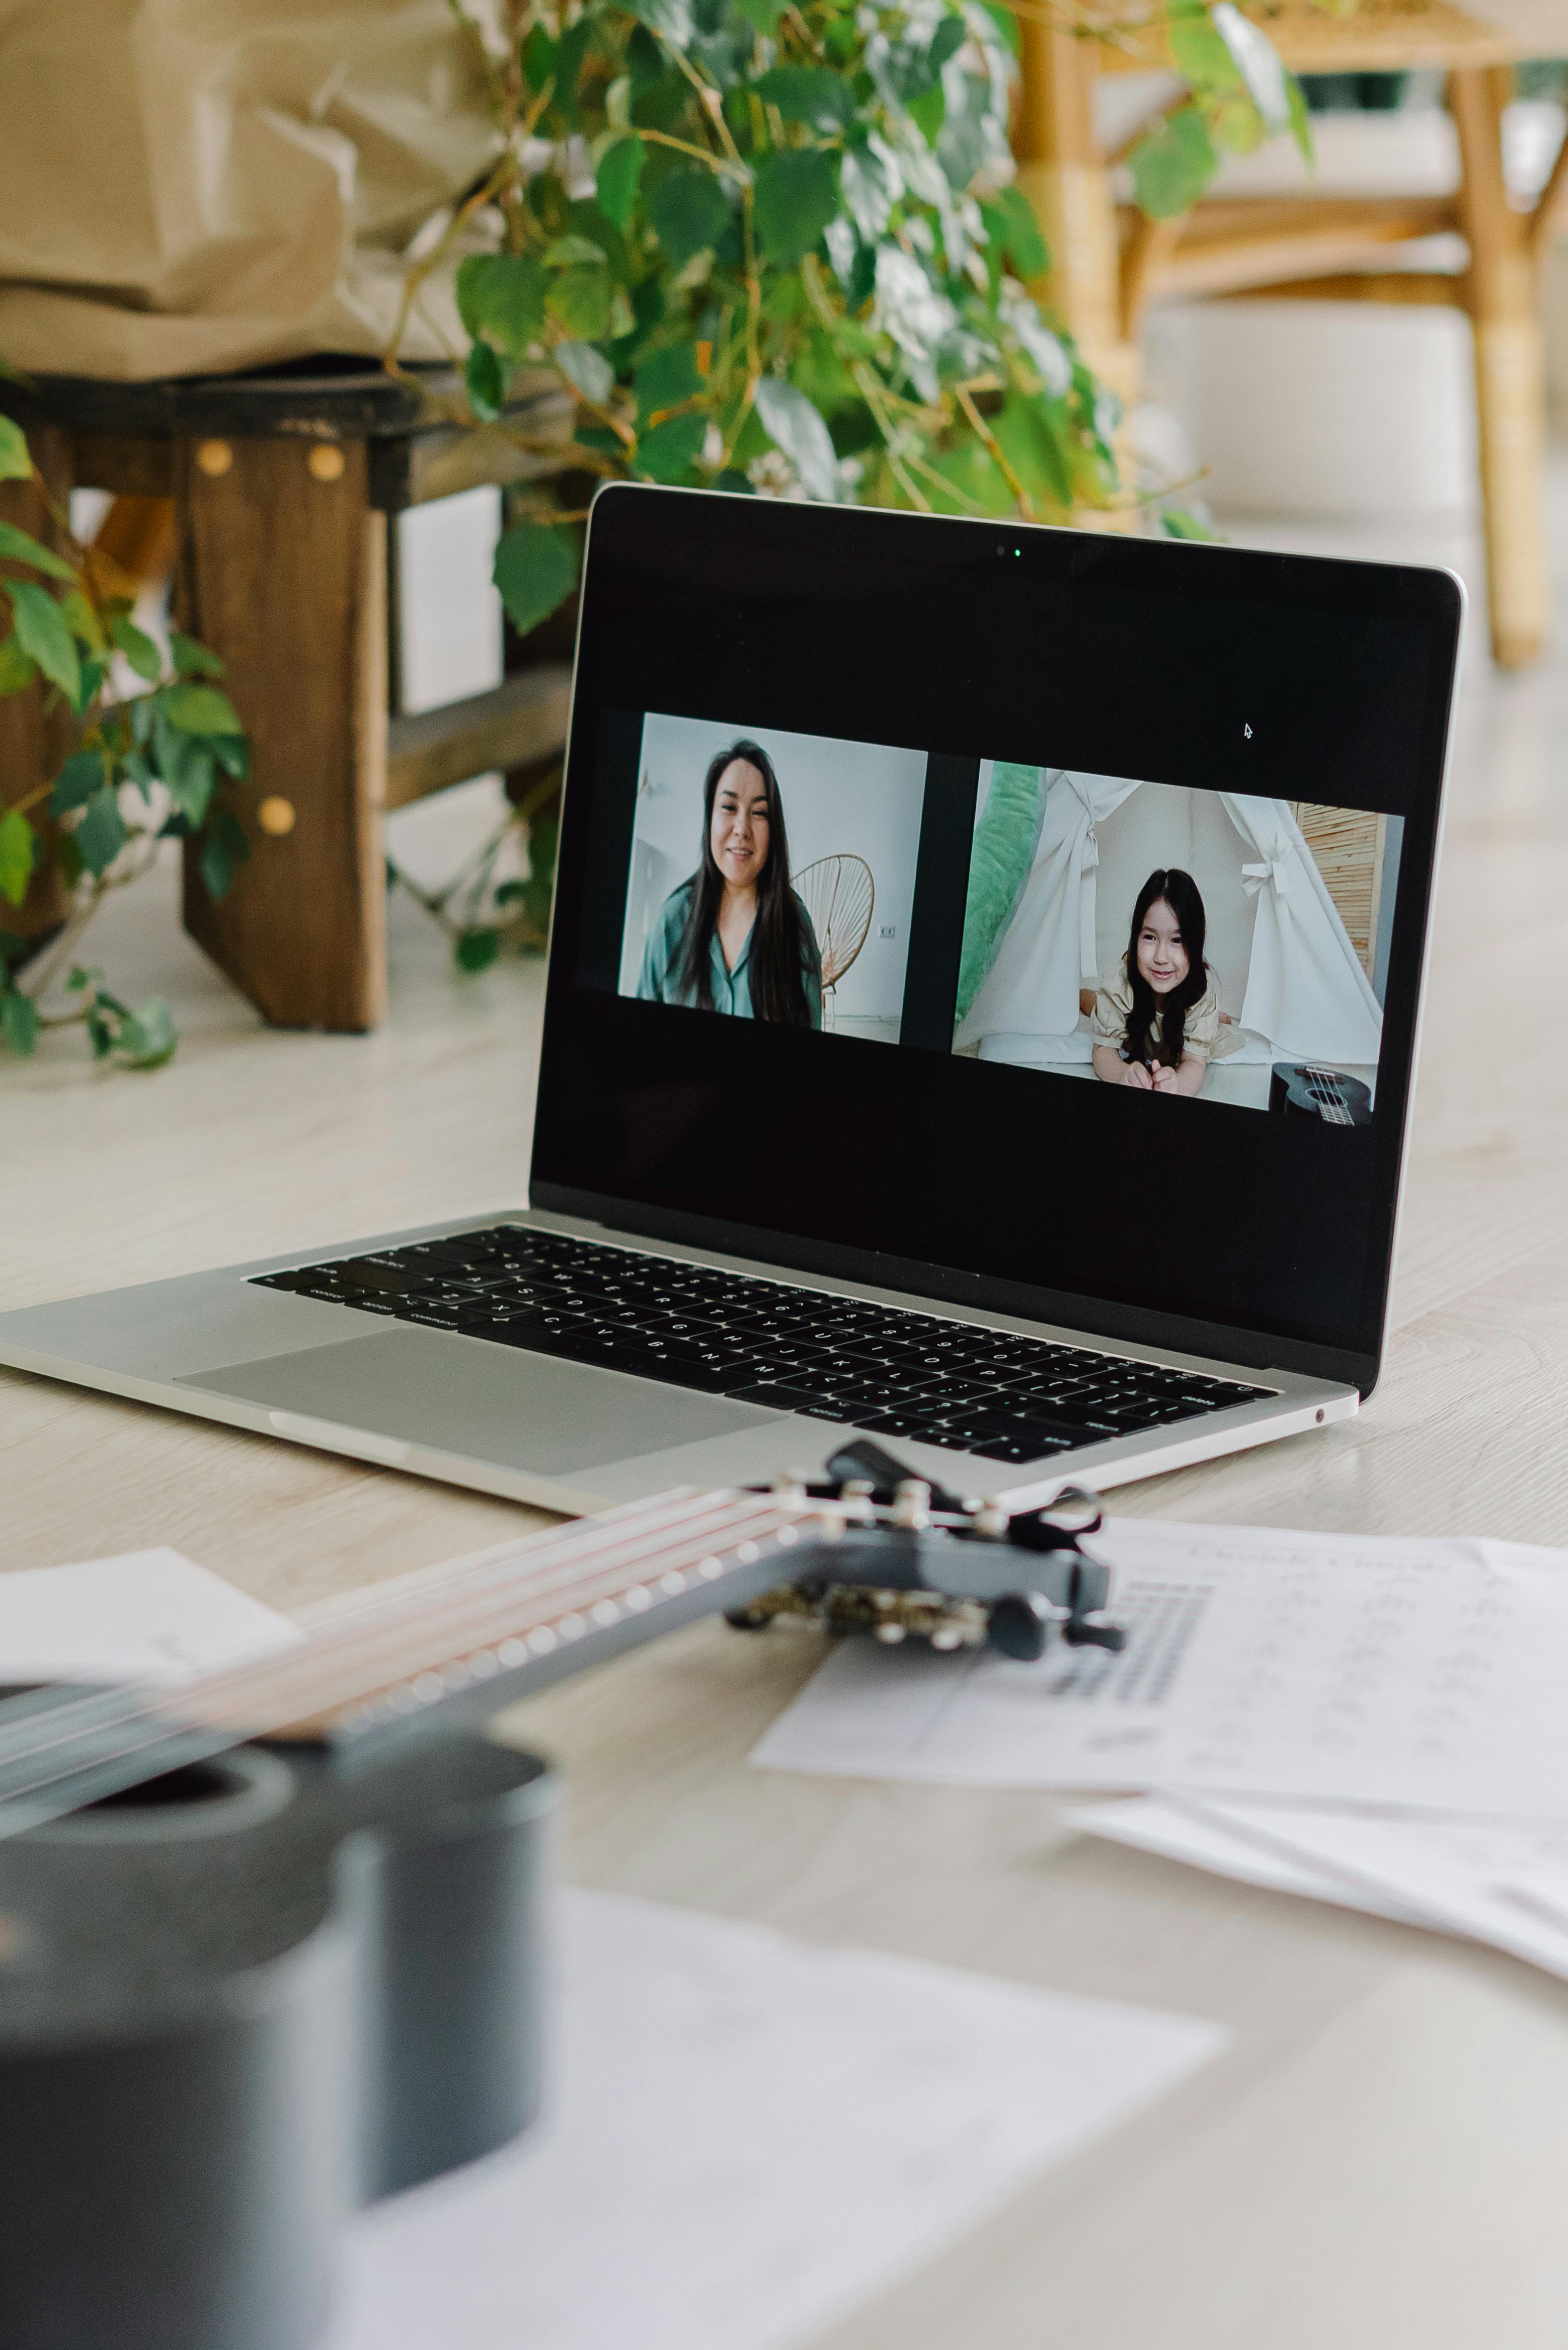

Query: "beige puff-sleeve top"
left=1092, top=957, right=1230, bottom=1065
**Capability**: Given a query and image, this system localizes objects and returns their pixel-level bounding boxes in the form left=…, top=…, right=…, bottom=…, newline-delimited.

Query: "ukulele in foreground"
left=0, top=1443, right=1121, bottom=2350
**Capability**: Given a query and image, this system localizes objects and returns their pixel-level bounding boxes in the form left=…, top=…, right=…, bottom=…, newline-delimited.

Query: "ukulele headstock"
left=734, top=1439, right=1126, bottom=1663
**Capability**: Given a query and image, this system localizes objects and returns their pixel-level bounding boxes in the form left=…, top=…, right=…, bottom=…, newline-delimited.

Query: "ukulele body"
left=1269, top=1060, right=1374, bottom=1124
left=0, top=1720, right=554, bottom=2350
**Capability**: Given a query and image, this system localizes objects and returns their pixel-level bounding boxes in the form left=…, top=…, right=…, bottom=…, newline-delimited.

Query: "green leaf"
left=545, top=233, right=609, bottom=269
left=466, top=338, right=506, bottom=424
left=6, top=580, right=80, bottom=705
left=635, top=411, right=707, bottom=482
left=732, top=0, right=785, bottom=30
left=455, top=928, right=502, bottom=973
left=753, top=148, right=840, bottom=266
left=159, top=736, right=218, bottom=828
left=556, top=340, right=616, bottom=405
left=75, top=786, right=127, bottom=877
left=550, top=14, right=599, bottom=124
left=0, top=806, right=35, bottom=905
left=1286, top=70, right=1313, bottom=163
left=1161, top=507, right=1221, bottom=541
left=109, top=612, right=162, bottom=682
left=929, top=16, right=967, bottom=74
left=0, top=633, right=36, bottom=695
left=521, top=21, right=557, bottom=91
left=457, top=253, right=549, bottom=362
left=0, top=984, right=39, bottom=1057
left=114, top=996, right=178, bottom=1069
left=493, top=520, right=581, bottom=638
left=1211, top=2, right=1290, bottom=130
left=0, top=416, right=30, bottom=484
left=210, top=733, right=249, bottom=780
left=168, top=628, right=225, bottom=678
left=0, top=520, right=76, bottom=584
left=634, top=340, right=703, bottom=424
left=546, top=262, right=612, bottom=342
left=200, top=831, right=234, bottom=902
left=597, top=136, right=646, bottom=232
left=907, top=80, right=945, bottom=144
left=980, top=1, right=1021, bottom=56
left=48, top=748, right=105, bottom=815
left=991, top=392, right=1073, bottom=508
left=1168, top=5, right=1243, bottom=93
left=1129, top=105, right=1218, bottom=218
left=754, top=65, right=856, bottom=130
left=160, top=680, right=242, bottom=736
left=754, top=377, right=840, bottom=500
left=647, top=166, right=733, bottom=270
left=624, top=0, right=695, bottom=46
left=981, top=185, right=1049, bottom=281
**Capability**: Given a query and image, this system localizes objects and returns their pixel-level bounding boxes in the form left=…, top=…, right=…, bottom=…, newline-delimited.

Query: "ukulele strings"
left=0, top=1497, right=807, bottom=1830
left=0, top=1489, right=811, bottom=1825
left=0, top=1486, right=751, bottom=1774
left=0, top=1488, right=795, bottom=1789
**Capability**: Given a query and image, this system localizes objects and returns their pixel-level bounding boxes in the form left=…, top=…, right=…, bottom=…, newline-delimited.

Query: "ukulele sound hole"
left=88, top=1761, right=241, bottom=1812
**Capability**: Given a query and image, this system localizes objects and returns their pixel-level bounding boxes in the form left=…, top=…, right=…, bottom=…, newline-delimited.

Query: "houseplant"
left=0, top=409, right=253, bottom=1064
left=392, top=0, right=1306, bottom=961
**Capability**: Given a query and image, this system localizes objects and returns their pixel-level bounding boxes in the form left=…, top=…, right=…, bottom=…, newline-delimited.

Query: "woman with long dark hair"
left=636, top=741, right=823, bottom=1027
left=1091, top=867, right=1218, bottom=1095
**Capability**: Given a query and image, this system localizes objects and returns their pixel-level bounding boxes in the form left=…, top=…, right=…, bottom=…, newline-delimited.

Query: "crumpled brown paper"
left=0, top=0, right=500, bottom=380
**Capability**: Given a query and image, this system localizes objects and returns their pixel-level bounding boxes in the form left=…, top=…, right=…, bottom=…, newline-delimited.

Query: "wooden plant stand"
left=0, top=364, right=574, bottom=1031
left=1016, top=0, right=1564, bottom=668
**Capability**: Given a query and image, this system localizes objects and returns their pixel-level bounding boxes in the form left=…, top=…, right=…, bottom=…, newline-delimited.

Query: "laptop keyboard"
left=249, top=1225, right=1276, bottom=1467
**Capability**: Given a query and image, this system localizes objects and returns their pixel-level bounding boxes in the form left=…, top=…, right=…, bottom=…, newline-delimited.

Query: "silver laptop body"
left=0, top=488, right=1460, bottom=1515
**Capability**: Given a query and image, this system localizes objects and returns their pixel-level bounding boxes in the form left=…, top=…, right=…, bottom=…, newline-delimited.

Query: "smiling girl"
left=636, top=741, right=824, bottom=1027
left=1091, top=868, right=1219, bottom=1096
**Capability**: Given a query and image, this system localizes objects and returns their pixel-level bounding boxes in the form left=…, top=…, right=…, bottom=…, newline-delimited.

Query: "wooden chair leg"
left=0, top=424, right=77, bottom=945
left=1451, top=65, right=1551, bottom=669
left=1014, top=20, right=1141, bottom=516
left=175, top=436, right=389, bottom=1031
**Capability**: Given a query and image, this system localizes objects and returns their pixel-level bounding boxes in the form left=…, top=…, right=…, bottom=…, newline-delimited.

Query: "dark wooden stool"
left=0, top=361, right=574, bottom=1031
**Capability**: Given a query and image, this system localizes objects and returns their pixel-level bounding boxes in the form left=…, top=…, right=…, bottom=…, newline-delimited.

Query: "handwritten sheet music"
left=328, top=1890, right=1223, bottom=2350
left=750, top=1520, right=1568, bottom=1820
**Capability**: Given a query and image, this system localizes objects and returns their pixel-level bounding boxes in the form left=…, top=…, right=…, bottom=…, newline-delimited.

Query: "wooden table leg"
left=0, top=424, right=76, bottom=947
left=1014, top=21, right=1140, bottom=523
left=175, top=436, right=389, bottom=1030
left=1451, top=65, right=1551, bottom=670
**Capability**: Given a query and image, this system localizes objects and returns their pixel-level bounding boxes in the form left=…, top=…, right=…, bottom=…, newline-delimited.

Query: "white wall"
left=617, top=714, right=927, bottom=1020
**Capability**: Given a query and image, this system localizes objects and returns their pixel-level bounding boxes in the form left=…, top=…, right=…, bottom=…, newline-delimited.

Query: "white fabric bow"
left=1242, top=838, right=1295, bottom=898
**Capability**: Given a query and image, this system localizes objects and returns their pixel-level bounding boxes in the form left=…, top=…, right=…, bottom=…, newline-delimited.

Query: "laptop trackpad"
left=178, top=1327, right=772, bottom=1476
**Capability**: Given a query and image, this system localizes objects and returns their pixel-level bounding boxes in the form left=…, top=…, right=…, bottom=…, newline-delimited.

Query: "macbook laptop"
left=0, top=486, right=1461, bottom=1514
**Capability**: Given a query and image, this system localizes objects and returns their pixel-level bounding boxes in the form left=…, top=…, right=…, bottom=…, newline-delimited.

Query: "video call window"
left=610, top=715, right=1402, bottom=1126
left=617, top=714, right=927, bottom=1044
left=955, top=764, right=1403, bottom=1121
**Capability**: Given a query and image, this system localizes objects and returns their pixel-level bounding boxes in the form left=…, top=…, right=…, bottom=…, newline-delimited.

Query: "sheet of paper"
left=0, top=1550, right=298, bottom=1685
left=326, top=1890, right=1225, bottom=2350
left=1068, top=1796, right=1568, bottom=1983
left=751, top=1519, right=1568, bottom=1820
left=1064, top=1795, right=1429, bottom=1924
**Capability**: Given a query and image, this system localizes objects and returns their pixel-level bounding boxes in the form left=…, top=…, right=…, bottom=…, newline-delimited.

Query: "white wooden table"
left=4, top=497, right=1568, bottom=2347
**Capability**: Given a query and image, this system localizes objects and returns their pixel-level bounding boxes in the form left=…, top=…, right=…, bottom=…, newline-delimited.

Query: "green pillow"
left=954, top=763, right=1047, bottom=1027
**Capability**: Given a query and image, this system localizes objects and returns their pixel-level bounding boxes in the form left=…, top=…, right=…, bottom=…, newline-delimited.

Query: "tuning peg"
left=974, top=1499, right=1009, bottom=1537
left=1062, top=1618, right=1127, bottom=1653
left=892, top=1479, right=931, bottom=1531
left=986, top=1593, right=1054, bottom=1662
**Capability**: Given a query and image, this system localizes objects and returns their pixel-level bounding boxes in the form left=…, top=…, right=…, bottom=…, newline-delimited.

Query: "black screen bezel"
left=531, top=483, right=1461, bottom=1395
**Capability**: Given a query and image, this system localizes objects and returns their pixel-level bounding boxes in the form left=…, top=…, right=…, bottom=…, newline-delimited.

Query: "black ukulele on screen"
left=1270, top=1061, right=1374, bottom=1126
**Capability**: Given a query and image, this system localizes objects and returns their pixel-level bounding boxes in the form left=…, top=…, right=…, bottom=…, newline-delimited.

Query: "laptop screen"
left=534, top=486, right=1459, bottom=1388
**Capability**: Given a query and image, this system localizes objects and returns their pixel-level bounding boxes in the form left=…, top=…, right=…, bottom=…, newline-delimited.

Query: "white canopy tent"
left=956, top=772, right=1384, bottom=1070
